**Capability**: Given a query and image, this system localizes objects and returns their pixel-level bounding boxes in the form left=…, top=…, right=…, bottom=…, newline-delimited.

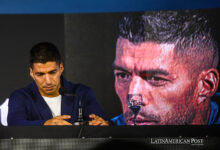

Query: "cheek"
left=53, top=73, right=61, bottom=83
left=56, top=75, right=60, bottom=83
left=115, top=81, right=129, bottom=111
left=152, top=90, right=175, bottom=114
left=152, top=80, right=194, bottom=115
left=35, top=77, right=44, bottom=86
left=141, top=89, right=173, bottom=116
left=159, top=78, right=193, bottom=102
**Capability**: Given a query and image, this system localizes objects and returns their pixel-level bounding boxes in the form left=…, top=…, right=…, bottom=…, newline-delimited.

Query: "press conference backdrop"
left=0, top=1, right=220, bottom=150
left=0, top=8, right=220, bottom=119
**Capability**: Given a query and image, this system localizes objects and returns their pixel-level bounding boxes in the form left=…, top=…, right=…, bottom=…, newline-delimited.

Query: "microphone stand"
left=73, top=99, right=84, bottom=126
left=59, top=87, right=85, bottom=138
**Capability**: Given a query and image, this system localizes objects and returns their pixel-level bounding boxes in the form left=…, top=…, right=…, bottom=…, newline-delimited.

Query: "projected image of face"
left=113, top=38, right=201, bottom=125
left=112, top=10, right=220, bottom=125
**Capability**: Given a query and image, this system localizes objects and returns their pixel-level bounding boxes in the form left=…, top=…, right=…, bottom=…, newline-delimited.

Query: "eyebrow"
left=35, top=69, right=57, bottom=74
left=112, top=64, right=130, bottom=73
left=49, top=69, right=57, bottom=73
left=140, top=69, right=169, bottom=76
left=112, top=64, right=169, bottom=76
left=35, top=72, right=45, bottom=75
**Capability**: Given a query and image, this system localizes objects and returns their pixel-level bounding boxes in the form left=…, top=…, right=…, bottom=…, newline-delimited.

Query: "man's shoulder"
left=9, top=82, right=36, bottom=99
left=66, top=82, right=90, bottom=90
left=209, top=93, right=220, bottom=125
left=111, top=114, right=126, bottom=126
left=63, top=77, right=91, bottom=93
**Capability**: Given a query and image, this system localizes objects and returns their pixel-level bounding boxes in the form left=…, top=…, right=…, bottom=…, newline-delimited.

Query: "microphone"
left=127, top=94, right=143, bottom=126
left=59, top=87, right=84, bottom=125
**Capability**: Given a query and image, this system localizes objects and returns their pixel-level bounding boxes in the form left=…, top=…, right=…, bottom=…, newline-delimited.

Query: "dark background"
left=64, top=13, right=124, bottom=118
left=0, top=15, right=64, bottom=100
left=0, top=8, right=220, bottom=119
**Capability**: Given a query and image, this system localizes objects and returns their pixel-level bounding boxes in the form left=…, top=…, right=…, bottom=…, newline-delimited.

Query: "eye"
left=114, top=71, right=131, bottom=83
left=35, top=73, right=44, bottom=77
left=142, top=75, right=169, bottom=86
left=49, top=70, right=57, bottom=74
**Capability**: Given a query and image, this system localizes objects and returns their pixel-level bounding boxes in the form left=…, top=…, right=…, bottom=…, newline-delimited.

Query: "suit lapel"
left=61, top=76, right=78, bottom=122
left=61, top=95, right=77, bottom=122
left=61, top=95, right=76, bottom=115
left=31, top=82, right=53, bottom=120
left=61, top=95, right=72, bottom=115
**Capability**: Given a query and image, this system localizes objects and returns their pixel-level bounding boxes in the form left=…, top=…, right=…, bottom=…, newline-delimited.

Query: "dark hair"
left=29, top=42, right=62, bottom=68
left=118, top=10, right=218, bottom=72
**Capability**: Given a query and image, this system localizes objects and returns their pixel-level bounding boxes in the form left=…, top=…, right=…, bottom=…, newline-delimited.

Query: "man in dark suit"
left=8, top=42, right=108, bottom=126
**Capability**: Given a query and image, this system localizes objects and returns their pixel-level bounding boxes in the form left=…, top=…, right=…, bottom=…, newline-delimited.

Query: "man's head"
left=29, top=42, right=64, bottom=97
left=113, top=10, right=219, bottom=125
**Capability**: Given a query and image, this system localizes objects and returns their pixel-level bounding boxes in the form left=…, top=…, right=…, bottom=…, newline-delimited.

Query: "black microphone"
left=59, top=87, right=84, bottom=125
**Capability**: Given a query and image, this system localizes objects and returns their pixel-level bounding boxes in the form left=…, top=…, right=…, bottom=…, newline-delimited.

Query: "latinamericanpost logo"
left=150, top=137, right=205, bottom=146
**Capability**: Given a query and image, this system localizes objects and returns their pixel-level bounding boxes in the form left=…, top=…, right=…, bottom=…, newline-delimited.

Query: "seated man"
left=8, top=42, right=108, bottom=126
left=111, top=10, right=220, bottom=125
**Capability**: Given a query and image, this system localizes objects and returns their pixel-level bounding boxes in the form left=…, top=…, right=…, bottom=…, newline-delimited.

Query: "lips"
left=44, top=85, right=55, bottom=91
left=127, top=117, right=159, bottom=125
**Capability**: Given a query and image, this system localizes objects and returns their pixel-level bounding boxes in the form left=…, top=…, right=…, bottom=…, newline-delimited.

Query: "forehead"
left=32, top=61, right=59, bottom=72
left=115, top=38, right=176, bottom=71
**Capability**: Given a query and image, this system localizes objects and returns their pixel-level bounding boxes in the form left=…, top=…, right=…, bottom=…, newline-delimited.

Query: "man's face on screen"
left=30, top=61, right=64, bottom=97
left=113, top=38, right=198, bottom=125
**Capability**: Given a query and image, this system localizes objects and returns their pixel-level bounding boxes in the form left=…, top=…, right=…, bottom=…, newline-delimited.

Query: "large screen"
left=65, top=8, right=220, bottom=125
left=0, top=8, right=220, bottom=126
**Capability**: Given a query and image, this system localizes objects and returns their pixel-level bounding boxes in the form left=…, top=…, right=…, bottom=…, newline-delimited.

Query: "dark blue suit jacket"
left=8, top=76, right=106, bottom=126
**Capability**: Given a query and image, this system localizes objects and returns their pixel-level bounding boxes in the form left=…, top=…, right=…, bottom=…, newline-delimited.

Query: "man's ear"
left=60, top=63, right=64, bottom=73
left=197, top=69, right=219, bottom=104
left=29, top=67, right=34, bottom=80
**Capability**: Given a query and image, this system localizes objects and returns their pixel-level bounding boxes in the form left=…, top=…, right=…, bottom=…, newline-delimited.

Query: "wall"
left=64, top=13, right=124, bottom=118
left=0, top=15, right=64, bottom=103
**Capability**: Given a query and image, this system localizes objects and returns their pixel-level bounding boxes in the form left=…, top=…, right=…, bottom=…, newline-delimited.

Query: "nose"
left=128, top=76, right=148, bottom=105
left=45, top=74, right=52, bottom=85
left=128, top=76, right=142, bottom=95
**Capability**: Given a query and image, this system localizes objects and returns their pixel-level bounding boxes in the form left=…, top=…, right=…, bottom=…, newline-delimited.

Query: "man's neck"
left=191, top=101, right=211, bottom=125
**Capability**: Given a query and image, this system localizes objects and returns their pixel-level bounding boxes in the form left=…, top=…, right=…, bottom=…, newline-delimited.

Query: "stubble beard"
left=123, top=86, right=197, bottom=125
